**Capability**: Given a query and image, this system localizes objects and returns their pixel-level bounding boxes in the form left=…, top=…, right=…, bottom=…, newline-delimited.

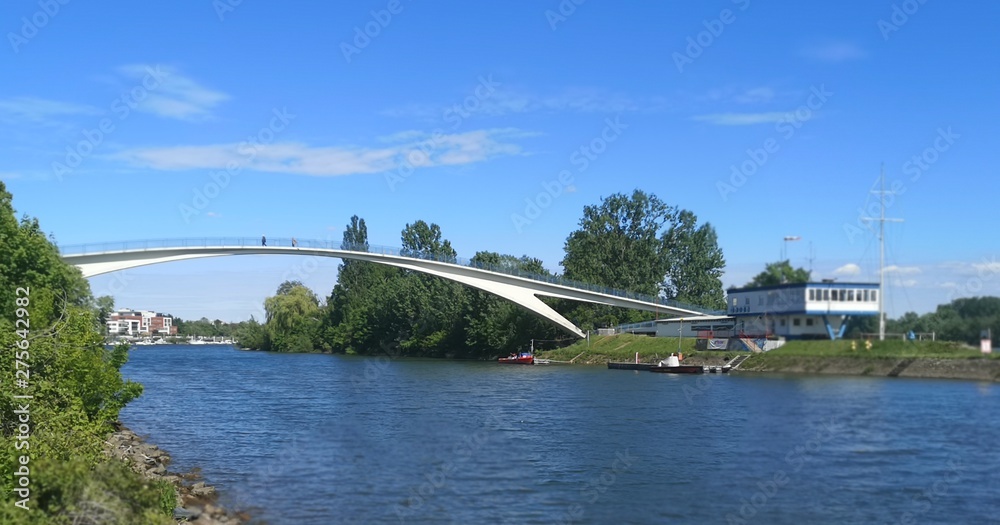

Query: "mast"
left=863, top=165, right=903, bottom=341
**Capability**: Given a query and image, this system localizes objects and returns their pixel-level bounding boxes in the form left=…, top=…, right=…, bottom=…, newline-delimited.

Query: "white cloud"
left=833, top=263, right=861, bottom=276
left=893, top=278, right=918, bottom=288
left=883, top=265, right=921, bottom=275
left=799, top=41, right=866, bottom=62
left=972, top=260, right=1000, bottom=275
left=382, top=88, right=641, bottom=120
left=0, top=97, right=101, bottom=125
left=118, top=65, right=229, bottom=121
left=112, top=128, right=526, bottom=177
left=691, top=112, right=794, bottom=126
left=733, top=87, right=776, bottom=104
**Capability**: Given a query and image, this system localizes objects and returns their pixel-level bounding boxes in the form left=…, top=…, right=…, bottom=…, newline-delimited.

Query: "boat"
left=498, top=352, right=534, bottom=365
left=607, top=362, right=656, bottom=370
left=648, top=354, right=705, bottom=374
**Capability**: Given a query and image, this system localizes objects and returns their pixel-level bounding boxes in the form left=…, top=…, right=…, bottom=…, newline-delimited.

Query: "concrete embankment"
left=735, top=355, right=1000, bottom=381
left=104, top=424, right=251, bottom=524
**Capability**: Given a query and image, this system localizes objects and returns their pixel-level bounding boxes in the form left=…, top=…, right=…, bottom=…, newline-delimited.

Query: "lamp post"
left=782, top=236, right=801, bottom=261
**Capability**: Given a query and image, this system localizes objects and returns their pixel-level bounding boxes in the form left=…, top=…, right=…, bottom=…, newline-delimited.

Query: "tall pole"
left=863, top=164, right=902, bottom=341
left=878, top=168, right=886, bottom=341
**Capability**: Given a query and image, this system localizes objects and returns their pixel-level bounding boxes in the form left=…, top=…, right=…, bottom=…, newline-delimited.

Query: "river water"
left=119, top=345, right=999, bottom=524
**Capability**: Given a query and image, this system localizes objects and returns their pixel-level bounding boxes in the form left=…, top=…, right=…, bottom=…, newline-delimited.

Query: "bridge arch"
left=61, top=238, right=713, bottom=338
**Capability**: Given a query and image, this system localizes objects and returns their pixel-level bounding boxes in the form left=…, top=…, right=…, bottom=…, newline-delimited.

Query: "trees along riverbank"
left=240, top=190, right=728, bottom=359
left=0, top=181, right=196, bottom=524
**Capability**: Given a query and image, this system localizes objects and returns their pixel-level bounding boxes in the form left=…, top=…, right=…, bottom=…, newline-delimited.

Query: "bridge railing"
left=58, top=237, right=723, bottom=315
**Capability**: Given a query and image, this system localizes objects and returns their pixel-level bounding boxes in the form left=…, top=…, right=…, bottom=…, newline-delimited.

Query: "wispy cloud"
left=0, top=171, right=25, bottom=181
left=834, top=263, right=861, bottom=276
left=884, top=265, right=921, bottom=275
left=112, top=128, right=527, bottom=176
left=732, top=87, right=776, bottom=104
left=799, top=41, right=866, bottom=63
left=0, top=97, right=101, bottom=126
left=691, top=112, right=794, bottom=126
left=382, top=88, right=641, bottom=120
left=893, top=278, right=918, bottom=288
left=118, top=65, right=229, bottom=121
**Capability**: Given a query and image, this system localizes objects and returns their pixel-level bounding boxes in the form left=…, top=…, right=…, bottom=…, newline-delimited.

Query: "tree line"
left=237, top=189, right=728, bottom=358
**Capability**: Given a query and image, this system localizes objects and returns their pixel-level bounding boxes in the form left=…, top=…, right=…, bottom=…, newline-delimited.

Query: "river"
left=119, top=345, right=999, bottom=524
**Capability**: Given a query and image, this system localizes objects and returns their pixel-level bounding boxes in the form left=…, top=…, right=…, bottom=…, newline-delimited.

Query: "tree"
left=0, top=180, right=169, bottom=523
left=562, top=190, right=675, bottom=296
left=94, top=295, right=115, bottom=325
left=745, top=260, right=811, bottom=288
left=463, top=252, right=561, bottom=355
left=400, top=220, right=456, bottom=261
left=264, top=281, right=321, bottom=352
left=662, top=210, right=726, bottom=310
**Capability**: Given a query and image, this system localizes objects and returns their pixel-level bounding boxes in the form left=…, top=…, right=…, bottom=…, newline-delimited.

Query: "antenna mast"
left=862, top=164, right=903, bottom=341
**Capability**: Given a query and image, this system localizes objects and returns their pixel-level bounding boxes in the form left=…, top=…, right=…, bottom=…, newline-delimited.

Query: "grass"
left=537, top=333, right=703, bottom=363
left=536, top=335, right=997, bottom=366
left=765, top=339, right=995, bottom=359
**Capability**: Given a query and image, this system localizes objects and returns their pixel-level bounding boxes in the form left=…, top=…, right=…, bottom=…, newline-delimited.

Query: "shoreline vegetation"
left=536, top=334, right=1000, bottom=382
left=0, top=181, right=250, bottom=524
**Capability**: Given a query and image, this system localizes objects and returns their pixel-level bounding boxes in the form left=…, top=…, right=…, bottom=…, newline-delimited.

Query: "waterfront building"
left=725, top=281, right=879, bottom=340
left=107, top=309, right=177, bottom=336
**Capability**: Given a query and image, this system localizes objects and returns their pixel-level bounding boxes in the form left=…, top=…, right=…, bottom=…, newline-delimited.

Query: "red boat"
left=498, top=352, right=534, bottom=365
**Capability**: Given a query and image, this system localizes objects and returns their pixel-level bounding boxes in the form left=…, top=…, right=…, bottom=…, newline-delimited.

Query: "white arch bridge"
left=60, top=237, right=719, bottom=338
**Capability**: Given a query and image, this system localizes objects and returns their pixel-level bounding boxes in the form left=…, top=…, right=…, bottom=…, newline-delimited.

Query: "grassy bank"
left=536, top=334, right=705, bottom=364
left=537, top=335, right=1000, bottom=381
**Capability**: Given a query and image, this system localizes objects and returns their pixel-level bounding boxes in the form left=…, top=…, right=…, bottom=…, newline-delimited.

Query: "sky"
left=2, top=0, right=999, bottom=322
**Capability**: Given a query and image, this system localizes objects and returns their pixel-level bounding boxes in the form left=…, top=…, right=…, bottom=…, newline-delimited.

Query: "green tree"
left=562, top=189, right=675, bottom=296
left=463, top=252, right=562, bottom=356
left=662, top=210, right=726, bottom=310
left=0, top=180, right=171, bottom=523
left=264, top=281, right=322, bottom=352
left=745, top=260, right=811, bottom=287
left=321, top=215, right=401, bottom=353
left=400, top=220, right=456, bottom=261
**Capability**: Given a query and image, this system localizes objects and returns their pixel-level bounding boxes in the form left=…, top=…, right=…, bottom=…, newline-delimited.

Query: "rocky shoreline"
left=103, top=423, right=253, bottom=524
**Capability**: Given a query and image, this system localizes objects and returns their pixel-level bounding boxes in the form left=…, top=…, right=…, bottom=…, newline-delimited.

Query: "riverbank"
left=537, top=334, right=1000, bottom=381
left=104, top=424, right=251, bottom=524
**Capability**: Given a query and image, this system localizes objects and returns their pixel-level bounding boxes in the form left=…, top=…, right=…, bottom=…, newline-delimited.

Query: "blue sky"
left=2, top=0, right=998, bottom=322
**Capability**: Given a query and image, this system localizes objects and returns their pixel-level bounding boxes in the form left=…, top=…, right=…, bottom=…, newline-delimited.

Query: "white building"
left=106, top=309, right=176, bottom=336
left=725, top=281, right=879, bottom=340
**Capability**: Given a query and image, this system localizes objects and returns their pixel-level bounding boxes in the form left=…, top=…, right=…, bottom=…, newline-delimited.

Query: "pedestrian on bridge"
left=292, top=237, right=297, bottom=247
left=261, top=235, right=267, bottom=246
